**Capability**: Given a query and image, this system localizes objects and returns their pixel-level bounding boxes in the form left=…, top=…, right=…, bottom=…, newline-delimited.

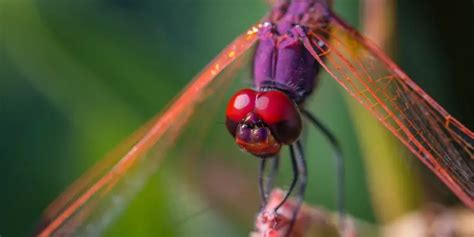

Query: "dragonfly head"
left=225, top=88, right=302, bottom=158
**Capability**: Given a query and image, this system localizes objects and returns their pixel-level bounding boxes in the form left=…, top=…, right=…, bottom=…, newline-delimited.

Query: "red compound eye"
left=255, top=90, right=302, bottom=144
left=225, top=88, right=302, bottom=154
left=226, top=88, right=257, bottom=135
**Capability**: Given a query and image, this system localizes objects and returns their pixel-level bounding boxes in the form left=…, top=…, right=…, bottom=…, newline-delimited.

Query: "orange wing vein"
left=303, top=13, right=473, bottom=209
left=37, top=25, right=259, bottom=237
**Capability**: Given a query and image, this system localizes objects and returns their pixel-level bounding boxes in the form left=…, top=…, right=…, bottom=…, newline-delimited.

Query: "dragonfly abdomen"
left=253, top=0, right=331, bottom=104
left=253, top=23, right=321, bottom=104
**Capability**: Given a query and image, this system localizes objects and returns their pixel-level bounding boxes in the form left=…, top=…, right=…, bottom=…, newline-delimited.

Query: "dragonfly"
left=37, top=0, right=473, bottom=236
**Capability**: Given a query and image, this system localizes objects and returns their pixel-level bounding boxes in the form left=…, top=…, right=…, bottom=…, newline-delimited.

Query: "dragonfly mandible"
left=37, top=0, right=473, bottom=236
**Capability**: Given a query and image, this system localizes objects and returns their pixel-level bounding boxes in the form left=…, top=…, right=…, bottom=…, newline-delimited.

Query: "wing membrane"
left=37, top=26, right=259, bottom=237
left=303, top=13, right=474, bottom=208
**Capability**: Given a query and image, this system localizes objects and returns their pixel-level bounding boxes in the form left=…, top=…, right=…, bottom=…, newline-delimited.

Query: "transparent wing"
left=303, top=13, right=474, bottom=208
left=37, top=25, right=259, bottom=237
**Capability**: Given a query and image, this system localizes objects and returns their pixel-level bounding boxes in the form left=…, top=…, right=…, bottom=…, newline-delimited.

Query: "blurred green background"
left=0, top=0, right=472, bottom=236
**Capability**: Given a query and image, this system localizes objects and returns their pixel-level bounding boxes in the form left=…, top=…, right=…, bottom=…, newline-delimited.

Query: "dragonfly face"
left=226, top=88, right=302, bottom=158
left=225, top=0, right=333, bottom=159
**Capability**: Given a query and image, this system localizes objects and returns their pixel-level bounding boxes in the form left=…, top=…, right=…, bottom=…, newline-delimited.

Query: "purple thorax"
left=253, top=0, right=330, bottom=104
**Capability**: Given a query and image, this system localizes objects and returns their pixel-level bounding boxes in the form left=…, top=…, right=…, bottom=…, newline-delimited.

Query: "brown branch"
left=250, top=189, right=375, bottom=237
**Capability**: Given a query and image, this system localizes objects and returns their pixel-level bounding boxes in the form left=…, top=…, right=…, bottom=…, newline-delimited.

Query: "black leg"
left=265, top=155, right=280, bottom=196
left=274, top=149, right=299, bottom=212
left=259, top=156, right=280, bottom=209
left=301, top=109, right=346, bottom=228
left=284, top=140, right=307, bottom=237
left=258, top=159, right=268, bottom=208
